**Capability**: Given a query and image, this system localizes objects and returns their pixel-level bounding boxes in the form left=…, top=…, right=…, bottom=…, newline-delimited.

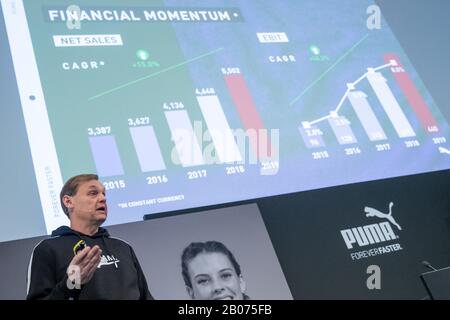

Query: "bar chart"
left=86, top=69, right=270, bottom=177
left=13, top=0, right=450, bottom=231
left=86, top=75, right=252, bottom=176
left=298, top=54, right=440, bottom=148
left=85, top=52, right=447, bottom=184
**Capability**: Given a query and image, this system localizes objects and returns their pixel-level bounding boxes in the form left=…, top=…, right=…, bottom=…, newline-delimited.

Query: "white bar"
left=129, top=126, right=166, bottom=172
left=53, top=34, right=123, bottom=47
left=348, top=90, right=387, bottom=141
left=196, top=95, right=242, bottom=163
left=367, top=70, right=416, bottom=138
left=165, top=110, right=204, bottom=167
left=1, top=0, right=68, bottom=233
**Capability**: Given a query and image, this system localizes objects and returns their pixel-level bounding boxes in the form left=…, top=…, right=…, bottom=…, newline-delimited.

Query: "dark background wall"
left=1, top=170, right=449, bottom=299
left=259, top=169, right=450, bottom=299
left=1, top=0, right=450, bottom=299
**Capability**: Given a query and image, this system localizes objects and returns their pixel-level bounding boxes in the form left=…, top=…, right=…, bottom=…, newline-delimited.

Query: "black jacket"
left=26, top=226, right=153, bottom=300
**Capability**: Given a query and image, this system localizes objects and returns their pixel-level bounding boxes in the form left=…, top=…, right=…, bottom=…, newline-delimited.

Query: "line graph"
left=298, top=54, right=439, bottom=147
left=302, top=61, right=392, bottom=127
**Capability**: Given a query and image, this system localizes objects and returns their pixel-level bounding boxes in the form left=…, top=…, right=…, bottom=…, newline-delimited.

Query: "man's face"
left=65, top=179, right=107, bottom=226
left=186, top=252, right=246, bottom=300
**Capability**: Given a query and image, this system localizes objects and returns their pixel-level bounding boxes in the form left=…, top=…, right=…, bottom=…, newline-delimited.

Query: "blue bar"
left=328, top=116, right=358, bottom=145
left=89, top=135, right=124, bottom=177
left=298, top=123, right=326, bottom=148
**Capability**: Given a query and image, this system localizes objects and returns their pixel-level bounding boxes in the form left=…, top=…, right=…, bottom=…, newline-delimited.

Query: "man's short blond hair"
left=59, top=174, right=99, bottom=217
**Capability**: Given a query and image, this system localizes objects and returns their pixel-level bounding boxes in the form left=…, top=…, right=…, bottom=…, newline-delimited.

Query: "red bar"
left=224, top=74, right=273, bottom=158
left=384, top=54, right=439, bottom=133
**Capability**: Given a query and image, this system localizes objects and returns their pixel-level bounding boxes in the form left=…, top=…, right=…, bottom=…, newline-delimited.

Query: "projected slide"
left=1, top=0, right=449, bottom=233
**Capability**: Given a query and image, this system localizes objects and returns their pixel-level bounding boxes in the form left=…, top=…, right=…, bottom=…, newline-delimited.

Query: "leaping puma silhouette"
left=364, top=202, right=402, bottom=230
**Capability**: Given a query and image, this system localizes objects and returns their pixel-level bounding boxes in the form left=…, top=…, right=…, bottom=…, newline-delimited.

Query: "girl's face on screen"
left=186, top=252, right=246, bottom=300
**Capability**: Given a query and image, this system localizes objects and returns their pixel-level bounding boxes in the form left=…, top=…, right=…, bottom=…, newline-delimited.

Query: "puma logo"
left=364, top=202, right=401, bottom=230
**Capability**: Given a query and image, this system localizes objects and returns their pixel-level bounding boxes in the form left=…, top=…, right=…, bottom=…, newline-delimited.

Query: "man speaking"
left=27, top=174, right=153, bottom=300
